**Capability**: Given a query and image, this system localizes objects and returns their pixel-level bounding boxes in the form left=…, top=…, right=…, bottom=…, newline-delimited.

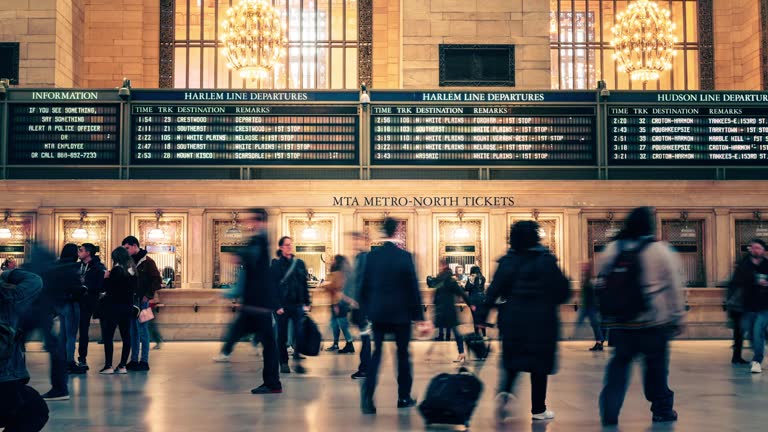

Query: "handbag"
left=138, top=307, right=155, bottom=323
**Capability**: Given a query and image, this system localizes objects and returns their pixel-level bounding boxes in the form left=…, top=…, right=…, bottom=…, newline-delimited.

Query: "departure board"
left=369, top=92, right=597, bottom=165
left=7, top=91, right=120, bottom=165
left=608, top=92, right=768, bottom=165
left=128, top=90, right=359, bottom=165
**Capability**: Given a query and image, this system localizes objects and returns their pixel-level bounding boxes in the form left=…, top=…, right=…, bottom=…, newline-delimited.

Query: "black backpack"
left=597, top=239, right=654, bottom=325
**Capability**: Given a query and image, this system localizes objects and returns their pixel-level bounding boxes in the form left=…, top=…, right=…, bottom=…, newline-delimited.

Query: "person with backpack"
left=0, top=268, right=49, bottom=432
left=596, top=206, right=685, bottom=426
left=432, top=259, right=473, bottom=363
left=480, top=220, right=570, bottom=422
left=731, top=238, right=768, bottom=373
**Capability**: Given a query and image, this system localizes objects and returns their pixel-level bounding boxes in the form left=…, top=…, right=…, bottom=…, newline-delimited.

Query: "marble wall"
left=713, top=0, right=763, bottom=90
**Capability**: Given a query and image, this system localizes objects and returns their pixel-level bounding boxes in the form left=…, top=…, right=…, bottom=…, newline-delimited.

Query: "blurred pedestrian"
left=360, top=218, right=425, bottom=414
left=466, top=266, right=486, bottom=337
left=273, top=236, right=310, bottom=374
left=482, top=221, right=570, bottom=422
left=597, top=207, right=685, bottom=426
left=432, top=259, right=472, bottom=363
left=320, top=255, right=354, bottom=354
left=575, top=261, right=605, bottom=351
left=0, top=269, right=49, bottom=431
left=733, top=239, right=768, bottom=372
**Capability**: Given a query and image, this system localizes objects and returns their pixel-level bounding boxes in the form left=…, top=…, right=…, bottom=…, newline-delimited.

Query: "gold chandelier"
left=220, top=0, right=287, bottom=82
left=610, top=0, right=677, bottom=82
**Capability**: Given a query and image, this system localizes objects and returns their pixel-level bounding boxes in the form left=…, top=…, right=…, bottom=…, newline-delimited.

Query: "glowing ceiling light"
left=611, top=0, right=677, bottom=82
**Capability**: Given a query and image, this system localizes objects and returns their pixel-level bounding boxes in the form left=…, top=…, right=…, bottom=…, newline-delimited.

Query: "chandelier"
left=610, top=0, right=677, bottom=82
left=220, top=0, right=287, bottom=82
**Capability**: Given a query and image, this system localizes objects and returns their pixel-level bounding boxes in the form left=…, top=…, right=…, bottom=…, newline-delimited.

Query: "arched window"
left=549, top=0, right=711, bottom=90
left=165, top=0, right=369, bottom=89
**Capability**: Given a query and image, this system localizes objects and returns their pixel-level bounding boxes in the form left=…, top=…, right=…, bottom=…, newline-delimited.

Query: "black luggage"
left=463, top=333, right=490, bottom=360
left=297, top=315, right=322, bottom=356
left=419, top=367, right=483, bottom=428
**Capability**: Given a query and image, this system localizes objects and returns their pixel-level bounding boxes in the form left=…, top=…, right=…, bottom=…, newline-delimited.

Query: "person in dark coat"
left=480, top=220, right=570, bottom=422
left=98, top=247, right=137, bottom=375
left=359, top=218, right=425, bottom=415
left=431, top=259, right=472, bottom=363
left=575, top=261, right=605, bottom=351
left=466, top=266, right=487, bottom=336
left=272, top=236, right=311, bottom=375
left=75, top=243, right=106, bottom=372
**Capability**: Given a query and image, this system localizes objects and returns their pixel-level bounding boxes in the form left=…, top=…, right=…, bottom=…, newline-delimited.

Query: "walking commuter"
left=75, top=243, right=106, bottom=372
left=466, top=266, right=487, bottom=337
left=481, top=221, right=571, bottom=421
left=597, top=207, right=685, bottom=426
left=343, top=232, right=372, bottom=380
left=273, top=236, right=310, bottom=374
left=320, top=255, right=354, bottom=354
left=726, top=239, right=768, bottom=366
left=98, top=247, right=138, bottom=375
left=575, top=262, right=605, bottom=351
left=0, top=269, right=49, bottom=432
left=432, top=259, right=472, bottom=363
left=213, top=209, right=283, bottom=394
left=122, top=236, right=161, bottom=372
left=360, top=218, right=425, bottom=414
left=733, top=238, right=768, bottom=373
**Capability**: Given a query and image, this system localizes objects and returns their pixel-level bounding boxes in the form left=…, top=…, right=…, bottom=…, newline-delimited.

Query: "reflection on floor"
left=23, top=340, right=768, bottom=432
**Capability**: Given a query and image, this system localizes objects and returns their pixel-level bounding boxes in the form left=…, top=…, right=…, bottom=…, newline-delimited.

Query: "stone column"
left=414, top=208, right=432, bottom=285
left=564, top=208, right=583, bottom=281
left=714, top=208, right=732, bottom=285
left=185, top=208, right=204, bottom=289
left=339, top=208, right=357, bottom=258
left=488, top=209, right=508, bottom=277
left=36, top=207, right=55, bottom=249
left=112, top=208, right=130, bottom=251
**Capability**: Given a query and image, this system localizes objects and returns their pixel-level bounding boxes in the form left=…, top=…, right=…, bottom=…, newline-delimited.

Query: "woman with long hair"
left=321, top=255, right=355, bottom=354
left=482, top=221, right=571, bottom=421
left=432, top=259, right=472, bottom=363
left=98, top=247, right=138, bottom=375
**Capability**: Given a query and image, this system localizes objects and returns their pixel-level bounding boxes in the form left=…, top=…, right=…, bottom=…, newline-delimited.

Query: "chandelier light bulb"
left=0, top=228, right=12, bottom=239
left=72, top=228, right=89, bottom=240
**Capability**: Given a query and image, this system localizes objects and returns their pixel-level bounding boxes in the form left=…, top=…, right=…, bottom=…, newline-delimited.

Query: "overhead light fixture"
left=453, top=210, right=470, bottom=241
left=220, top=0, right=288, bottom=82
left=302, top=210, right=318, bottom=241
left=610, top=0, right=677, bottom=82
left=148, top=210, right=165, bottom=241
left=225, top=211, right=243, bottom=240
left=72, top=210, right=89, bottom=240
left=0, top=211, right=11, bottom=239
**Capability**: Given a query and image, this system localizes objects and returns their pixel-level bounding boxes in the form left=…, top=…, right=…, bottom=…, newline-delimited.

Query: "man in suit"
left=359, top=218, right=425, bottom=414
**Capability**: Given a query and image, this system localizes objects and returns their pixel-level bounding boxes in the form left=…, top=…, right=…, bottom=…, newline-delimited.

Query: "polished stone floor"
left=23, top=340, right=768, bottom=432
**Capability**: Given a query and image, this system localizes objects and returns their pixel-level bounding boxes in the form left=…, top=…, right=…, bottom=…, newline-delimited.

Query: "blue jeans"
left=599, top=327, right=675, bottom=423
left=744, top=311, right=768, bottom=363
left=58, top=302, right=80, bottom=365
left=576, top=306, right=604, bottom=342
left=330, top=305, right=353, bottom=344
left=130, top=303, right=150, bottom=363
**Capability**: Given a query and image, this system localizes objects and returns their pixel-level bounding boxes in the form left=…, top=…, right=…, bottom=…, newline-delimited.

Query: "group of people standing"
left=18, top=236, right=161, bottom=402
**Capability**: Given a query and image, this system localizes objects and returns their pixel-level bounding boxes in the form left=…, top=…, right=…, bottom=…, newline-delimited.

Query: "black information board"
left=7, top=91, right=120, bottom=165
left=370, top=92, right=597, bottom=165
left=607, top=92, right=768, bottom=165
left=129, top=91, right=359, bottom=165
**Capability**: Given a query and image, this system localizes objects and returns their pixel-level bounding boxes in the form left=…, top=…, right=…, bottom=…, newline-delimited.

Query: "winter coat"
left=80, top=256, right=106, bottom=310
left=360, top=242, right=424, bottom=324
left=466, top=274, right=486, bottom=306
left=101, top=266, right=137, bottom=306
left=0, top=270, right=43, bottom=384
left=42, top=261, right=83, bottom=306
left=730, top=254, right=768, bottom=312
left=272, top=256, right=310, bottom=308
left=432, top=269, right=470, bottom=328
left=238, top=231, right=280, bottom=311
left=321, top=270, right=346, bottom=305
left=483, top=246, right=571, bottom=375
left=133, top=249, right=161, bottom=300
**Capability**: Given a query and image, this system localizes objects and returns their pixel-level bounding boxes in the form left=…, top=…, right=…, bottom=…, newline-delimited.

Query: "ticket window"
left=212, top=216, right=255, bottom=289
left=287, top=217, right=336, bottom=286
left=661, top=219, right=706, bottom=287
left=135, top=214, right=184, bottom=289
left=0, top=215, right=33, bottom=269
left=587, top=219, right=621, bottom=276
left=58, top=213, right=109, bottom=262
left=363, top=218, right=408, bottom=251
left=735, top=219, right=768, bottom=260
left=437, top=218, right=483, bottom=279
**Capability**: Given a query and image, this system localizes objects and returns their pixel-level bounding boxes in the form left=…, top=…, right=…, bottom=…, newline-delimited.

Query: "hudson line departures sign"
left=369, top=91, right=597, bottom=165
left=6, top=90, right=121, bottom=165
left=607, top=92, right=768, bottom=165
left=129, top=90, right=359, bottom=165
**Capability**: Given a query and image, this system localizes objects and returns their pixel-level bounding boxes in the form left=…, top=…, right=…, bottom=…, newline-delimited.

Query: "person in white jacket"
left=597, top=206, right=686, bottom=427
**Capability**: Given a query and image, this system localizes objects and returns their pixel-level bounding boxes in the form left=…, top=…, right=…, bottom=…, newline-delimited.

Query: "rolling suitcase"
left=418, top=367, right=483, bottom=429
